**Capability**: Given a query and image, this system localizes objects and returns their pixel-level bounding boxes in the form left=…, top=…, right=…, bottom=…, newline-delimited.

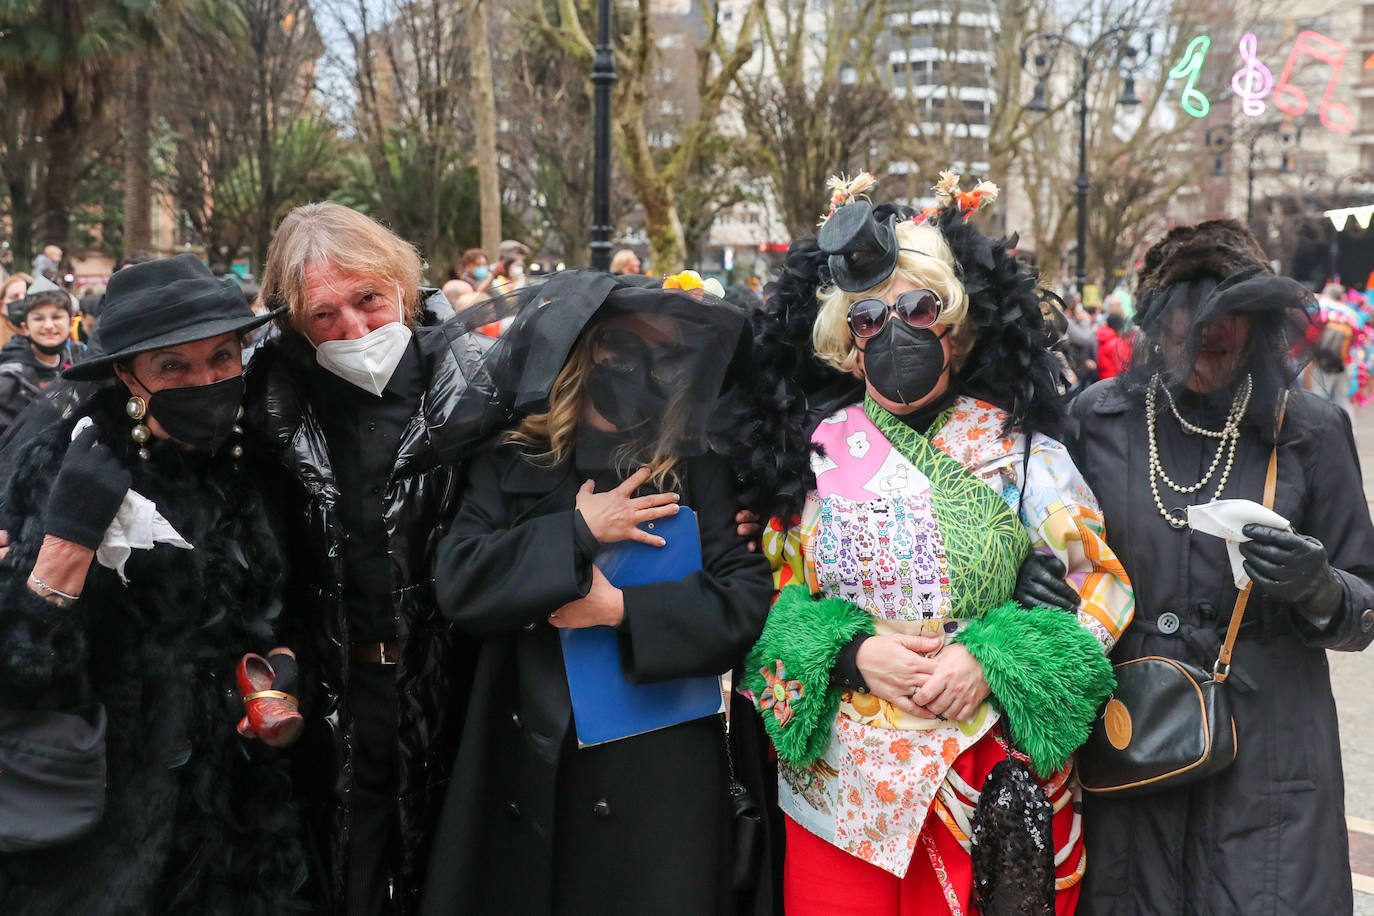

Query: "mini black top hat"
left=817, top=200, right=899, bottom=292
left=64, top=253, right=282, bottom=380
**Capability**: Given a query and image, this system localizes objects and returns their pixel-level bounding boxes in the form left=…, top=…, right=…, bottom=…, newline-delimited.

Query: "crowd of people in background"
left=1, top=180, right=1372, bottom=916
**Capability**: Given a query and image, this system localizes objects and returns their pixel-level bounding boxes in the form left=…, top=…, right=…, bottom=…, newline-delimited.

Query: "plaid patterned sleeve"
left=1018, top=434, right=1135, bottom=651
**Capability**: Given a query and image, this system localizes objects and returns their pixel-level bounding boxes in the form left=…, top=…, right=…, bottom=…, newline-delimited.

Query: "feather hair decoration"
left=933, top=170, right=962, bottom=205
left=932, top=170, right=1000, bottom=220
left=957, top=179, right=1000, bottom=217
left=819, top=171, right=878, bottom=225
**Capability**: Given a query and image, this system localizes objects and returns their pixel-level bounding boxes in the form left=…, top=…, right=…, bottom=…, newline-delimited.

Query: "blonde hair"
left=259, top=202, right=425, bottom=330
left=609, top=249, right=640, bottom=274
left=812, top=220, right=973, bottom=374
left=504, top=321, right=683, bottom=489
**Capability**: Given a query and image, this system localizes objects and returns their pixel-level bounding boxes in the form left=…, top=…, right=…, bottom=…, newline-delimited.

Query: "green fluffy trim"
left=743, top=584, right=874, bottom=768
left=955, top=602, right=1115, bottom=777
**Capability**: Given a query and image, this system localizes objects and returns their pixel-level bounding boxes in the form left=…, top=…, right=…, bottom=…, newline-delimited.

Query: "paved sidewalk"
left=1338, top=406, right=1374, bottom=914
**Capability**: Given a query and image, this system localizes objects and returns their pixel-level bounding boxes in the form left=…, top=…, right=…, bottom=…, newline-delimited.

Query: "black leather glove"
left=1013, top=553, right=1079, bottom=613
left=1239, top=524, right=1345, bottom=613
left=44, top=426, right=133, bottom=551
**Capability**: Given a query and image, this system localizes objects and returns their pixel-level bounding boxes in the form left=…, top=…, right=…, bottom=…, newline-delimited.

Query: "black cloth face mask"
left=31, top=339, right=68, bottom=357
left=585, top=328, right=687, bottom=431
left=587, top=363, right=671, bottom=430
left=144, top=375, right=245, bottom=453
left=861, top=318, right=950, bottom=406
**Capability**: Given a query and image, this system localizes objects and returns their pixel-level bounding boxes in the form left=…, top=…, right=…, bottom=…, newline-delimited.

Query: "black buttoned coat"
left=1069, top=380, right=1374, bottom=916
left=419, top=443, right=774, bottom=916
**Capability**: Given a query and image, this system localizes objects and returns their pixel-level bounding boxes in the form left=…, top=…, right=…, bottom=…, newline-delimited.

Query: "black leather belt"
left=350, top=641, right=404, bottom=665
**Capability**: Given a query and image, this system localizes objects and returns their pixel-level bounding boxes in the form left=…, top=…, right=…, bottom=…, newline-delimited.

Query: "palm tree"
left=0, top=0, right=176, bottom=260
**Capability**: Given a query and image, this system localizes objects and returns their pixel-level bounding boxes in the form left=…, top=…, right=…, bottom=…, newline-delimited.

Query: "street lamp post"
left=589, top=0, right=617, bottom=271
left=1207, top=121, right=1300, bottom=235
left=1022, top=28, right=1147, bottom=297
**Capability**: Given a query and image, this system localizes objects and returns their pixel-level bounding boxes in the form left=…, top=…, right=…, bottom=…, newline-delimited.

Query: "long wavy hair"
left=503, top=321, right=684, bottom=489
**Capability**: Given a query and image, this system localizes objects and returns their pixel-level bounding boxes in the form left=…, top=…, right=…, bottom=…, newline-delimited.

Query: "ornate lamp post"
left=589, top=0, right=617, bottom=271
left=1021, top=28, right=1149, bottom=296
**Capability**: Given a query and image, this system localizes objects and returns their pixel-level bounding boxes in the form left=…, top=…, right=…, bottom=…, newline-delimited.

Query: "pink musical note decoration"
left=1273, top=30, right=1353, bottom=133
left=1231, top=34, right=1273, bottom=116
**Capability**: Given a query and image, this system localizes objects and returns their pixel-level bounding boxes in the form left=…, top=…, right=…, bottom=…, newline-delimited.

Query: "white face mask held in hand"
left=1187, top=498, right=1291, bottom=589
left=314, top=282, right=413, bottom=396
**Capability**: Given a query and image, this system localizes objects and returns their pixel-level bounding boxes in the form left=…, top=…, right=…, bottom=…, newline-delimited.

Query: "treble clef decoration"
left=1169, top=35, right=1212, bottom=119
left=1231, top=33, right=1273, bottom=116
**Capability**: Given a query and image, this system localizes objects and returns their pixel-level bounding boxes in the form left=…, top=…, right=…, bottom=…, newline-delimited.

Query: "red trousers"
left=783, top=731, right=1084, bottom=916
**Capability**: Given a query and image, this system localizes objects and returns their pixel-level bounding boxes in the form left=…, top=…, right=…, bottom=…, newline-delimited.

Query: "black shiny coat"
left=1069, top=380, right=1374, bottom=916
left=0, top=389, right=305, bottom=914
left=420, top=445, right=775, bottom=915
left=243, top=317, right=483, bottom=915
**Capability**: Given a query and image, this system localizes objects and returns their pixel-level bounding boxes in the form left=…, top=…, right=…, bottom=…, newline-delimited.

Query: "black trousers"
left=347, top=663, right=400, bottom=916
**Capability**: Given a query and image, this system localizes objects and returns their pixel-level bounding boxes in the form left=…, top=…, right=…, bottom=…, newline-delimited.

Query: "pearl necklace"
left=1145, top=373, right=1252, bottom=529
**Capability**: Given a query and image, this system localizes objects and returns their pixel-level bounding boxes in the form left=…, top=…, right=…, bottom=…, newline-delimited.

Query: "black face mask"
left=31, top=339, right=67, bottom=357
left=145, top=375, right=245, bottom=453
left=861, top=319, right=950, bottom=406
left=585, top=327, right=689, bottom=432
left=586, top=363, right=670, bottom=431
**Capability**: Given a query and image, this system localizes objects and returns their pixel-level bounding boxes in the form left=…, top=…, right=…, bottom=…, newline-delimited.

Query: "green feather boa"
left=743, top=584, right=873, bottom=767
left=956, top=601, right=1115, bottom=777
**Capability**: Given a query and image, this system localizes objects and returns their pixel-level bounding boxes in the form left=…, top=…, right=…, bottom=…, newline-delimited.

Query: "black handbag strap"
left=1213, top=390, right=1287, bottom=682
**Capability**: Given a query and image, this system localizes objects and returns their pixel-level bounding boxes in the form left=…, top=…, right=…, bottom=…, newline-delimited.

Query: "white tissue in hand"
left=71, top=417, right=193, bottom=581
left=1186, top=499, right=1290, bottom=590
left=99, top=489, right=193, bottom=582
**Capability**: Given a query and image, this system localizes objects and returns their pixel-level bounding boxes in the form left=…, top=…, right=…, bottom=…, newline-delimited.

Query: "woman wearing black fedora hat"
left=0, top=253, right=307, bottom=914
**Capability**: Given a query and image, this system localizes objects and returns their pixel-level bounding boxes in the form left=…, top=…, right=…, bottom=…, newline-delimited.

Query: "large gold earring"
left=230, top=405, right=245, bottom=458
left=126, top=395, right=151, bottom=460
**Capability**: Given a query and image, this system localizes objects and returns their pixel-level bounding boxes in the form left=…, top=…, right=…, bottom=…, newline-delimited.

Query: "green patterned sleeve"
left=955, top=600, right=1115, bottom=776
left=742, top=584, right=874, bottom=768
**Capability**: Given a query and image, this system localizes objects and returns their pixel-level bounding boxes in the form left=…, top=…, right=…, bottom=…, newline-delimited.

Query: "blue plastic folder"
left=560, top=506, right=726, bottom=747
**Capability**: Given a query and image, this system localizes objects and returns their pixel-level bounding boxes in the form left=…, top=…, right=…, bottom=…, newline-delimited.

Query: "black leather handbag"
left=0, top=704, right=107, bottom=851
left=1078, top=397, right=1283, bottom=797
left=1076, top=654, right=1237, bottom=796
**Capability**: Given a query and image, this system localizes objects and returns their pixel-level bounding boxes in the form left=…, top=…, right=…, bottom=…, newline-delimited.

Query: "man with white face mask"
left=244, top=202, right=488, bottom=916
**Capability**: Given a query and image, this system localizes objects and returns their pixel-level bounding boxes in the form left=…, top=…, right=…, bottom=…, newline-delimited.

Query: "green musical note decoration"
left=1169, top=35, right=1212, bottom=118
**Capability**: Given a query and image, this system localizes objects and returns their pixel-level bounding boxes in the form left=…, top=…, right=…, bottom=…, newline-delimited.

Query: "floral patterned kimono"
left=744, top=395, right=1134, bottom=913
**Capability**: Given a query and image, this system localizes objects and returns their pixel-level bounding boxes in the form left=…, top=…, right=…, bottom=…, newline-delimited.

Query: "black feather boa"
left=728, top=238, right=862, bottom=521
left=933, top=206, right=1066, bottom=445
left=729, top=204, right=1066, bottom=522
left=0, top=387, right=306, bottom=915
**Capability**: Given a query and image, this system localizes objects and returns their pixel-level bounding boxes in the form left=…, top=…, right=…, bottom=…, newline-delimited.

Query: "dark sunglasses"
left=846, top=288, right=944, bottom=339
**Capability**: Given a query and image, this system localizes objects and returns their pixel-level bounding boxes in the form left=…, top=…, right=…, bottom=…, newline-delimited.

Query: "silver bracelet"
left=29, top=573, right=80, bottom=603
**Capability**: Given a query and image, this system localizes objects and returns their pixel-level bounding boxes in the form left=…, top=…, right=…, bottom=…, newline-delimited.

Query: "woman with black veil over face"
left=419, top=271, right=773, bottom=915
left=1066, top=219, right=1374, bottom=914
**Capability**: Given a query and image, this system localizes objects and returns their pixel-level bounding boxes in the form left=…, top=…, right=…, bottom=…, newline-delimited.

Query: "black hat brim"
left=63, top=306, right=286, bottom=381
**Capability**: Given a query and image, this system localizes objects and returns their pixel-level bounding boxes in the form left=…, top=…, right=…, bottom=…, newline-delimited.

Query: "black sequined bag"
left=970, top=756, right=1055, bottom=916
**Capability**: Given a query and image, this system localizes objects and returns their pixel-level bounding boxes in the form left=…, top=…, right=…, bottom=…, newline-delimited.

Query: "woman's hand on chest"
left=575, top=467, right=680, bottom=546
left=548, top=565, right=624, bottom=629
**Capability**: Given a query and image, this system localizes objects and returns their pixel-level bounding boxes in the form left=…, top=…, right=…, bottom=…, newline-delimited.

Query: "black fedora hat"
left=64, top=253, right=282, bottom=381
left=818, top=200, right=900, bottom=292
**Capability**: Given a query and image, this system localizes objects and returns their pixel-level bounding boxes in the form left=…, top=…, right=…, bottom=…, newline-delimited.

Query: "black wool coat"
left=0, top=390, right=305, bottom=915
left=243, top=314, right=483, bottom=915
left=419, top=444, right=774, bottom=916
left=1069, top=380, right=1374, bottom=916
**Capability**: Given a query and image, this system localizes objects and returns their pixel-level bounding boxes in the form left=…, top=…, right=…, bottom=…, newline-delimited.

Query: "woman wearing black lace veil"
left=1068, top=220, right=1374, bottom=914
left=420, top=271, right=773, bottom=915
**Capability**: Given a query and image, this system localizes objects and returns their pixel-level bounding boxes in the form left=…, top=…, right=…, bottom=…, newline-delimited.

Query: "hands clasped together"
left=548, top=467, right=679, bottom=630
left=855, top=635, right=990, bottom=723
